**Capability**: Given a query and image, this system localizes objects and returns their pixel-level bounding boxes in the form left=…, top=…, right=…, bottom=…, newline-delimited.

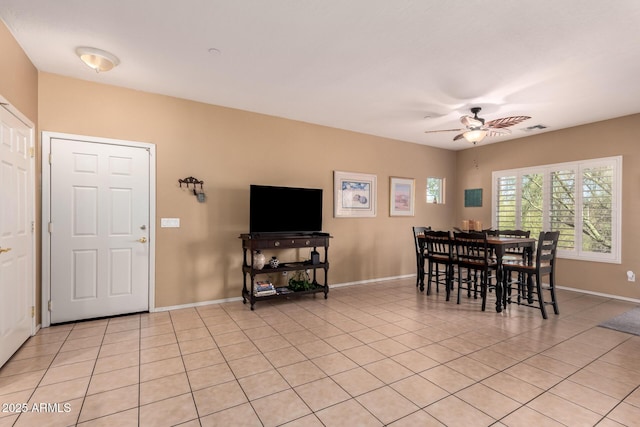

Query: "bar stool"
left=503, top=231, right=560, bottom=319
left=412, top=226, right=431, bottom=288
left=453, top=232, right=498, bottom=311
left=422, top=230, right=455, bottom=299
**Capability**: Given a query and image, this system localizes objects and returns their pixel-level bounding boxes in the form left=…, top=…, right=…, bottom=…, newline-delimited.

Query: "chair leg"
left=535, top=274, right=548, bottom=319
left=480, top=271, right=487, bottom=312
left=517, top=275, right=524, bottom=305
left=473, top=271, right=479, bottom=299
left=549, top=272, right=559, bottom=315
left=502, top=269, right=508, bottom=306
left=445, top=264, right=452, bottom=301
left=426, top=261, right=433, bottom=295
left=456, top=268, right=463, bottom=305
left=503, top=270, right=511, bottom=305
left=526, top=275, right=535, bottom=304
left=502, top=269, right=513, bottom=308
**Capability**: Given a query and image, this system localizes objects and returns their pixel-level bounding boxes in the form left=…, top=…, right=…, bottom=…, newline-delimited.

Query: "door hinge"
left=49, top=153, right=52, bottom=164
left=48, top=301, right=52, bottom=312
left=48, top=222, right=53, bottom=233
left=31, top=306, right=35, bottom=318
left=29, top=147, right=35, bottom=158
left=31, top=221, right=35, bottom=233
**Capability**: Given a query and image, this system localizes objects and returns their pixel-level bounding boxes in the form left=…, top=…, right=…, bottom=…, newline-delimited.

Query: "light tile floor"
left=1, top=278, right=640, bottom=426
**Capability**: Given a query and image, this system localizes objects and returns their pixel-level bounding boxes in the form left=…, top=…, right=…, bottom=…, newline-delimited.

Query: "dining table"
left=486, top=236, right=537, bottom=312
left=418, top=233, right=537, bottom=313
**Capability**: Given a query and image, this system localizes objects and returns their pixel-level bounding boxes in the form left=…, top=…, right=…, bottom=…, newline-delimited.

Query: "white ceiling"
left=2, top=0, right=640, bottom=150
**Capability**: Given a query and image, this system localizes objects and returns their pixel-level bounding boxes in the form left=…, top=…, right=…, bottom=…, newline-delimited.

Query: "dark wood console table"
left=240, top=233, right=331, bottom=310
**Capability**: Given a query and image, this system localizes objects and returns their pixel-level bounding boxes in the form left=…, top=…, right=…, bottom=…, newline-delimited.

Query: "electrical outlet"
left=627, top=271, right=636, bottom=282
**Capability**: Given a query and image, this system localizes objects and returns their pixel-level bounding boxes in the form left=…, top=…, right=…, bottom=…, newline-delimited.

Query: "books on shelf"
left=255, top=290, right=276, bottom=296
left=254, top=280, right=276, bottom=296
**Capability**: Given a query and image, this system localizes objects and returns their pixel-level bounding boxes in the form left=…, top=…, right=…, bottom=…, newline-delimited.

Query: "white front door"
left=49, top=137, right=151, bottom=323
left=0, top=104, right=34, bottom=368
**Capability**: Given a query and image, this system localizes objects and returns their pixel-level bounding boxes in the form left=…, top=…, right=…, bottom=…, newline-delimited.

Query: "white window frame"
left=426, top=177, right=445, bottom=204
left=492, top=156, right=622, bottom=264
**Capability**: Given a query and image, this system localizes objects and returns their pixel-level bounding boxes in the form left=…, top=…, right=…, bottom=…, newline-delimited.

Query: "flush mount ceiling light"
left=75, top=47, right=120, bottom=72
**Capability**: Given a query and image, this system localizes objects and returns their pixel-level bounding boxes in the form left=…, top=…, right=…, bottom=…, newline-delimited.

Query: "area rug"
left=598, top=307, right=640, bottom=336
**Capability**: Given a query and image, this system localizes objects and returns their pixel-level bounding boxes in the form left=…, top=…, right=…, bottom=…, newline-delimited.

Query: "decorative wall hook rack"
left=179, top=176, right=206, bottom=202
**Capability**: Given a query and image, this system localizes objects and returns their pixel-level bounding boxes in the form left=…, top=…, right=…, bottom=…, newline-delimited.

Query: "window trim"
left=426, top=177, right=445, bottom=205
left=492, top=155, right=622, bottom=264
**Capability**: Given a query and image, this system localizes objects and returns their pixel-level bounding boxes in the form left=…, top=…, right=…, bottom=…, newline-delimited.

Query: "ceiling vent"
left=522, top=124, right=548, bottom=132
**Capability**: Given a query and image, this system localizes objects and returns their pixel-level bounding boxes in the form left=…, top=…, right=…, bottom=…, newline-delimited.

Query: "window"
left=492, top=156, right=621, bottom=263
left=427, top=177, right=445, bottom=204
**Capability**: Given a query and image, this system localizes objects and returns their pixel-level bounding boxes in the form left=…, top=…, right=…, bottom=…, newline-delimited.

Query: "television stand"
left=239, top=233, right=331, bottom=310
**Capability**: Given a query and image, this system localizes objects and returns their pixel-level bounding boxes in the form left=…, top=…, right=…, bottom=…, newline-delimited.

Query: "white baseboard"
left=145, top=280, right=640, bottom=314
left=557, top=285, right=640, bottom=304
left=153, top=274, right=415, bottom=312
left=152, top=296, right=244, bottom=312
left=329, top=274, right=414, bottom=289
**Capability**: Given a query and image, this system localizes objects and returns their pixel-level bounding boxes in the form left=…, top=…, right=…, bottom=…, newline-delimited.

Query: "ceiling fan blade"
left=485, top=115, right=531, bottom=129
left=424, top=129, right=463, bottom=134
left=453, top=133, right=466, bottom=141
left=460, top=115, right=483, bottom=128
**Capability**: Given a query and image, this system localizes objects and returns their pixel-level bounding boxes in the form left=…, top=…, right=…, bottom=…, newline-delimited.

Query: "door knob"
left=138, top=237, right=147, bottom=243
left=0, top=247, right=12, bottom=254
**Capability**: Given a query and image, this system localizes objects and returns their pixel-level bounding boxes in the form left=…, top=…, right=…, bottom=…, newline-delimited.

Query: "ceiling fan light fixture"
left=75, top=47, right=119, bottom=72
left=463, top=129, right=487, bottom=144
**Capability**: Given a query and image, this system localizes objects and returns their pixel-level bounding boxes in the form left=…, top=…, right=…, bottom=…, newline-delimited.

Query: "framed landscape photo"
left=389, top=177, right=415, bottom=216
left=334, top=171, right=377, bottom=217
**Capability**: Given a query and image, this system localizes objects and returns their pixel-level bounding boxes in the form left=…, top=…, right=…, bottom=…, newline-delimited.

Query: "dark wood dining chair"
left=497, top=229, right=531, bottom=303
left=503, top=231, right=560, bottom=319
left=412, top=226, right=431, bottom=288
left=422, top=230, right=455, bottom=299
left=482, top=228, right=499, bottom=236
left=497, top=229, right=531, bottom=259
left=453, top=232, right=497, bottom=311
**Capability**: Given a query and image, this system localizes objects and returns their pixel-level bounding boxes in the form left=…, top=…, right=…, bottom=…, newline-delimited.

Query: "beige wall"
left=0, top=22, right=38, bottom=120
left=456, top=114, right=640, bottom=300
left=38, top=73, right=457, bottom=308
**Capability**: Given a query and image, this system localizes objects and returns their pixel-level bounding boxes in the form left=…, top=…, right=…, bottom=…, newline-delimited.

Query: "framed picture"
left=464, top=188, right=483, bottom=207
left=334, top=171, right=377, bottom=217
left=389, top=177, right=415, bottom=216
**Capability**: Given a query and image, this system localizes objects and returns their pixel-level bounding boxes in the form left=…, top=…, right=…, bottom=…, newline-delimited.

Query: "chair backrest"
left=535, top=231, right=560, bottom=271
left=482, top=228, right=500, bottom=236
left=497, top=229, right=531, bottom=239
left=423, top=230, right=453, bottom=260
left=453, top=231, right=490, bottom=268
left=498, top=229, right=531, bottom=255
left=412, top=226, right=431, bottom=254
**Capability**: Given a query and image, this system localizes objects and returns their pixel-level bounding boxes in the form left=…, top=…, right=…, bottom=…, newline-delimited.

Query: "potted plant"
left=288, top=270, right=313, bottom=292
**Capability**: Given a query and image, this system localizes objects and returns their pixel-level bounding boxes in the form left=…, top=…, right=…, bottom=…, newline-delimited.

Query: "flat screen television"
left=250, top=185, right=323, bottom=235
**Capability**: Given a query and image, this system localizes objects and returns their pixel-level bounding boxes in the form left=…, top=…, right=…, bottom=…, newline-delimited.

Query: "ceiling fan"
left=425, top=107, right=531, bottom=144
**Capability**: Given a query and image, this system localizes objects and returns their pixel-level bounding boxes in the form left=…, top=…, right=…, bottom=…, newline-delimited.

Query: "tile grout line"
left=3, top=282, right=638, bottom=426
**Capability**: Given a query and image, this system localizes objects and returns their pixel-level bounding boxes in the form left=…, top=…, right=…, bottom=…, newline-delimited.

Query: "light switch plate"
left=161, top=218, right=180, bottom=228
